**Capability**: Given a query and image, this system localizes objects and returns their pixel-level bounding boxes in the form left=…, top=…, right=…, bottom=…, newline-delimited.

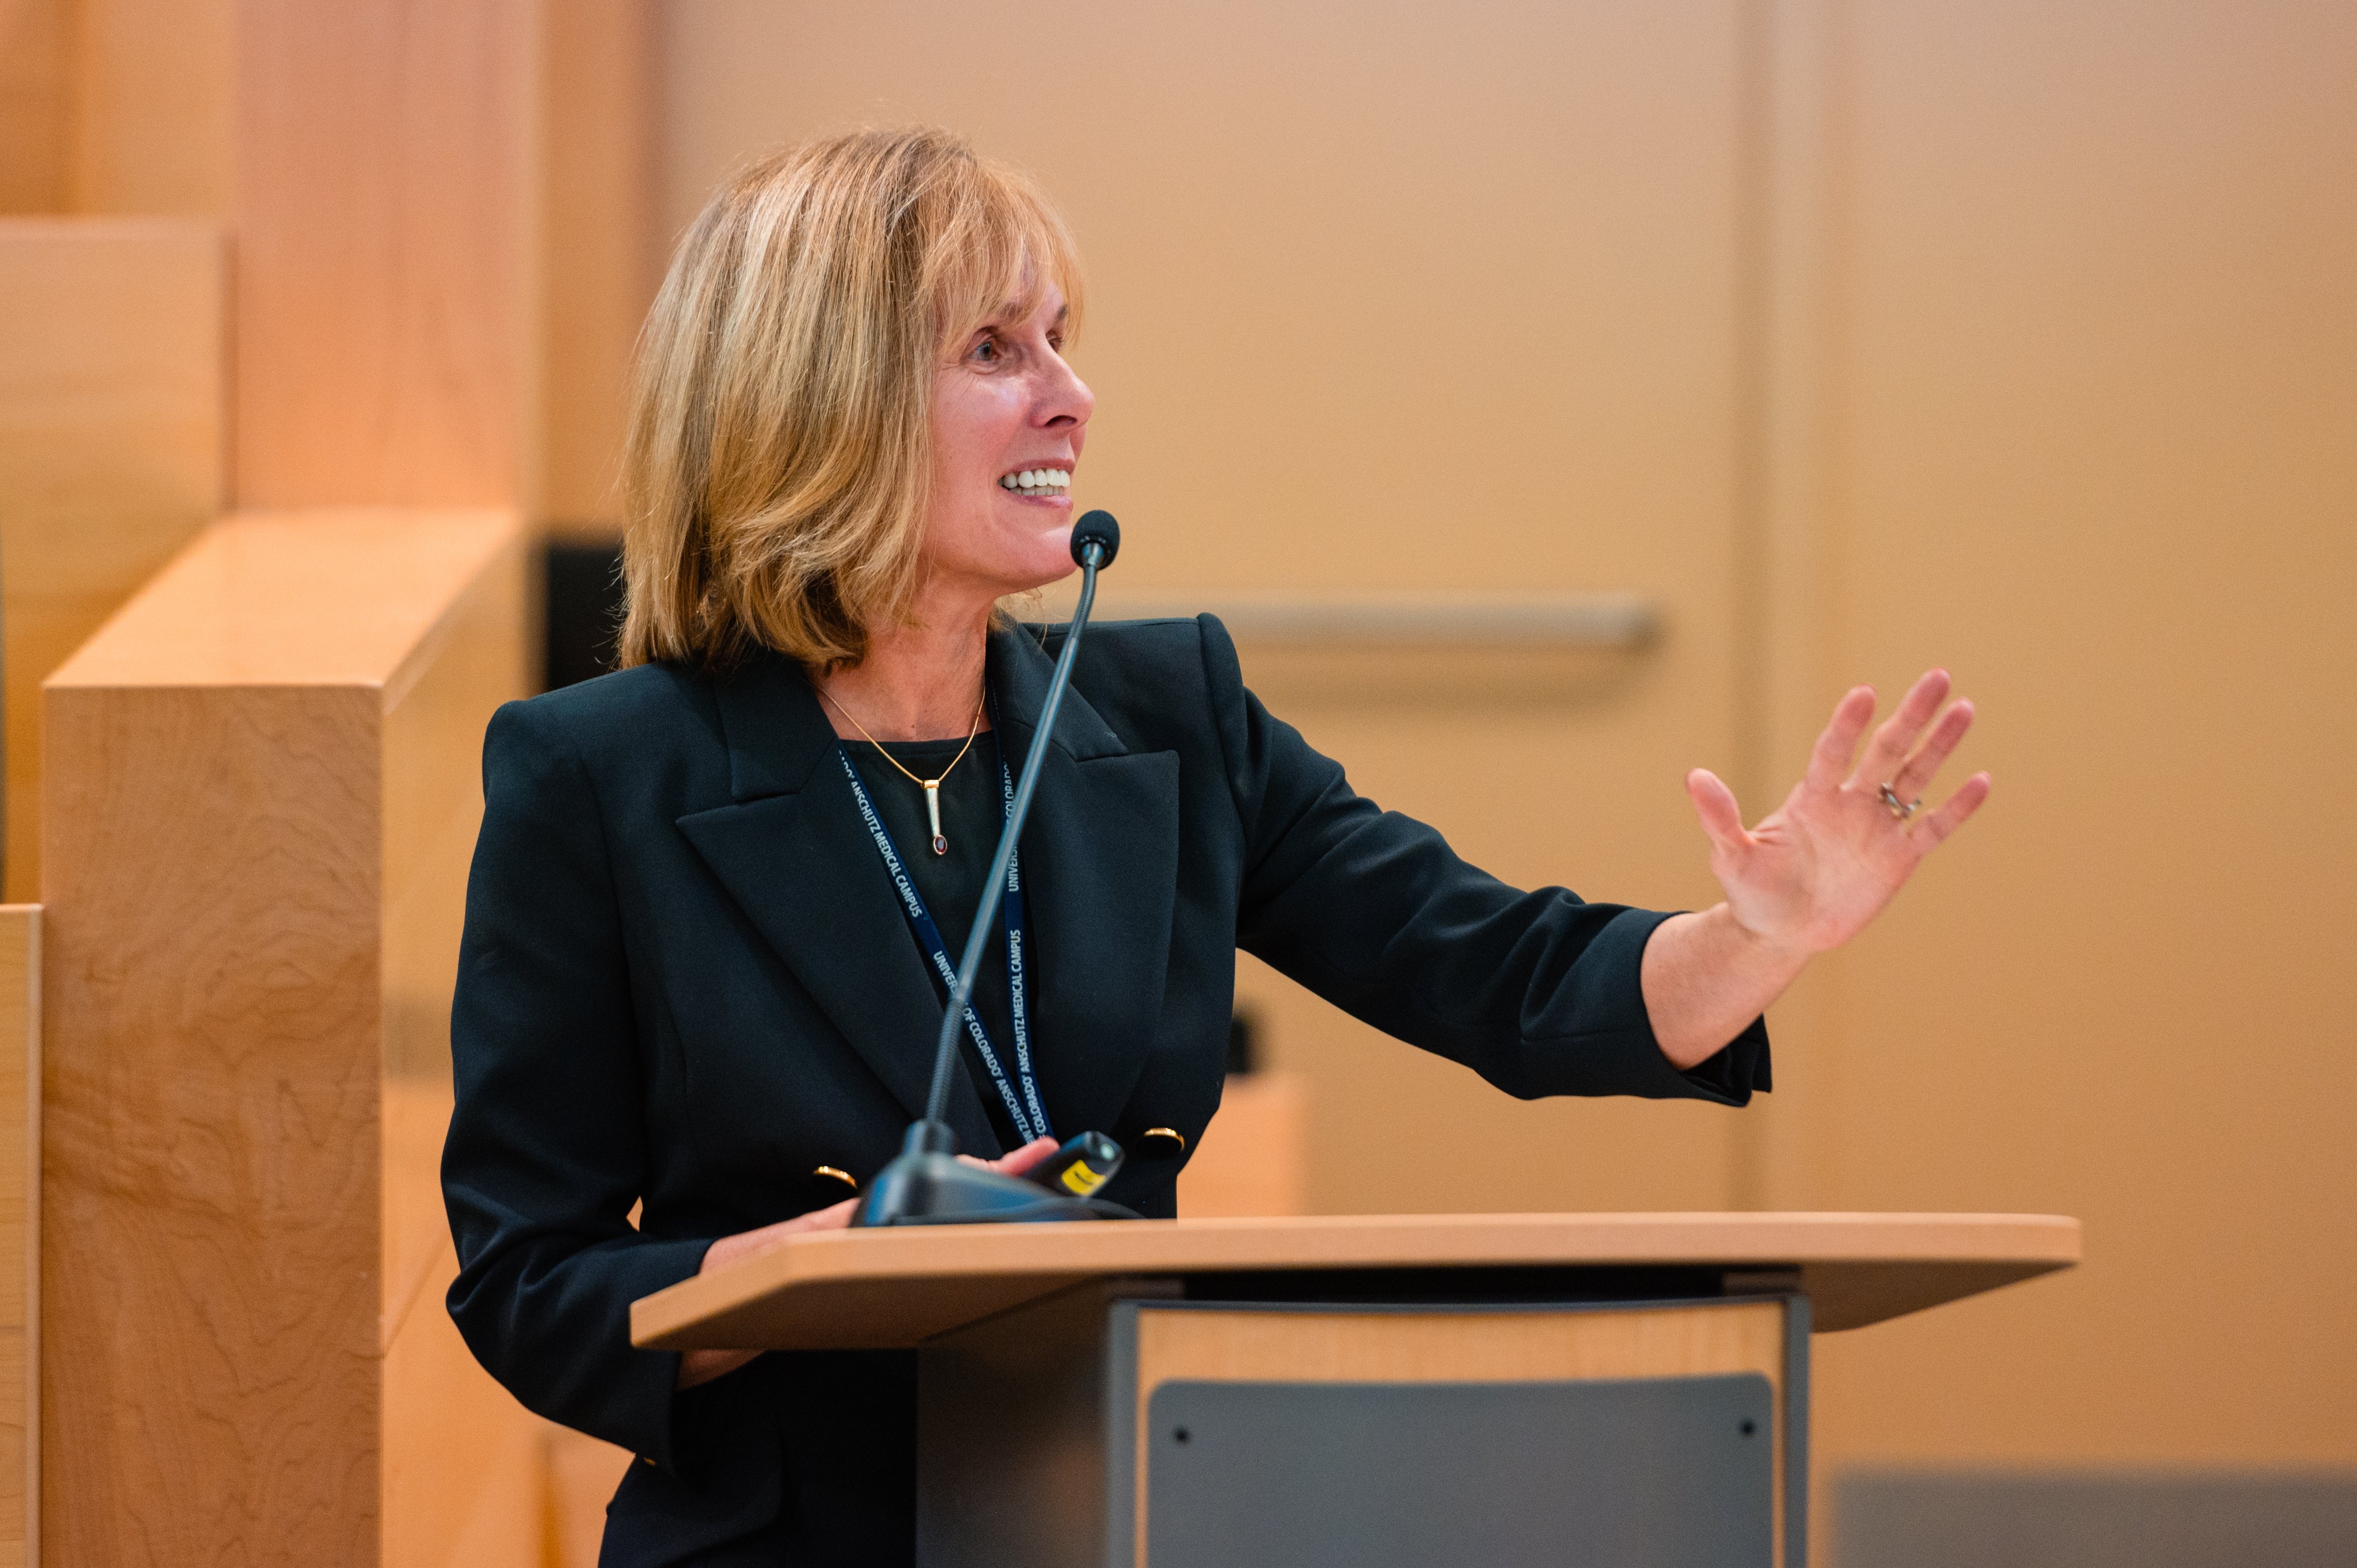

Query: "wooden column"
left=42, top=511, right=532, bottom=1567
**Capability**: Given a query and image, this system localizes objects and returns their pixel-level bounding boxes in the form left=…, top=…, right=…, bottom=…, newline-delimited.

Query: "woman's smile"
left=996, top=465, right=1073, bottom=502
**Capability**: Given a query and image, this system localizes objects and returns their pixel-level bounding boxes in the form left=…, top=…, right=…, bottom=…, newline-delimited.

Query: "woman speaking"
left=442, top=128, right=1987, bottom=1566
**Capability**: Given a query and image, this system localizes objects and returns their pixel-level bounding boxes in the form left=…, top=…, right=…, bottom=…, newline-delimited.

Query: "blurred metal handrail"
left=1040, top=591, right=1659, bottom=648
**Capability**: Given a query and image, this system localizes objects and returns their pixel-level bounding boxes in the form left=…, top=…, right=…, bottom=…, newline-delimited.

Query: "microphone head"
left=1070, top=509, right=1121, bottom=568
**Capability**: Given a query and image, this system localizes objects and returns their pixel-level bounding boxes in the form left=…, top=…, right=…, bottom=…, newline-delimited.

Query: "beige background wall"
left=657, top=0, right=2357, bottom=1499
left=1757, top=0, right=2357, bottom=1482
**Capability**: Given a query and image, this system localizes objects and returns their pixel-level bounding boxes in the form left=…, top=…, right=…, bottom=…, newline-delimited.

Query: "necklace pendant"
left=924, top=780, right=946, bottom=856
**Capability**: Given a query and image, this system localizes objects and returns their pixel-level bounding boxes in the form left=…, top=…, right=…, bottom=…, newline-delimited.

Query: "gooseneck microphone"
left=855, top=510, right=1135, bottom=1226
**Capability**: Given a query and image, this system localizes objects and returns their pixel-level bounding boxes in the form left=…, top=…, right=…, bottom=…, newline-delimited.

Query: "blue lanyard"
left=835, top=726, right=1054, bottom=1146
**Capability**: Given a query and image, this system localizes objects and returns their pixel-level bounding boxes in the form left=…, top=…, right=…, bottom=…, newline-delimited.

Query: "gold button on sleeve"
left=814, top=1165, right=859, bottom=1192
left=1138, top=1127, right=1187, bottom=1156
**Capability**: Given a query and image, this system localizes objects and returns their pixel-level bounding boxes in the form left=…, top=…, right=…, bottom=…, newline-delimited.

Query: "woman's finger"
left=963, top=1136, right=1058, bottom=1177
left=1852, top=669, right=1951, bottom=788
left=1889, top=698, right=1975, bottom=798
left=956, top=1139, right=1032, bottom=1168
left=1805, top=687, right=1877, bottom=791
left=1914, top=770, right=1992, bottom=847
left=1685, top=768, right=1749, bottom=853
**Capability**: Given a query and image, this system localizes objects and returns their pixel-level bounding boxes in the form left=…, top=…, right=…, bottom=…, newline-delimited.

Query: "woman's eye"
left=971, top=336, right=1001, bottom=364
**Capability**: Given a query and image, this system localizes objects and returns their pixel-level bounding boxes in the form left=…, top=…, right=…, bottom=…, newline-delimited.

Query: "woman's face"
left=922, top=282, right=1095, bottom=606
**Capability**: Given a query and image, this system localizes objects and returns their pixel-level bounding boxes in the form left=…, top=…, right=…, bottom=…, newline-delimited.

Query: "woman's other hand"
left=676, top=1137, right=1059, bottom=1389
left=1687, top=669, right=1990, bottom=956
left=1643, top=670, right=1989, bottom=1070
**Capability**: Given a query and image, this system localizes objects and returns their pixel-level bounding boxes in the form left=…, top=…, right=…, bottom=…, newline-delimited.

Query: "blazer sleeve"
left=441, top=699, right=713, bottom=1469
left=1198, top=615, right=1769, bottom=1104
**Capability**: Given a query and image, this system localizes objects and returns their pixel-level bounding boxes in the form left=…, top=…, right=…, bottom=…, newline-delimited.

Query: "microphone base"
left=852, top=1121, right=1126, bottom=1228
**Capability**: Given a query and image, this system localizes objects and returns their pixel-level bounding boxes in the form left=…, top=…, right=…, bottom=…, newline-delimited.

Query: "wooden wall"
left=0, top=0, right=235, bottom=217
left=0, top=0, right=237, bottom=903
left=234, top=0, right=539, bottom=508
left=0, top=3, right=642, bottom=1559
left=2, top=0, right=557, bottom=508
left=66, top=0, right=237, bottom=216
left=0, top=220, right=225, bottom=902
left=0, top=1, right=670, bottom=1560
left=41, top=510, right=533, bottom=1568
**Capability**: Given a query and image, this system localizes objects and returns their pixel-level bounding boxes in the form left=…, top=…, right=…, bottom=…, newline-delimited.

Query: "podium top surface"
left=631, top=1211, right=2080, bottom=1352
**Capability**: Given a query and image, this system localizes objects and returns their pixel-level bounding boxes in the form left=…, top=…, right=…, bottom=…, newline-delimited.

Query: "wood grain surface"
left=0, top=909, right=38, bottom=1568
left=67, top=0, right=235, bottom=216
left=632, top=1211, right=2080, bottom=1352
left=233, top=0, right=536, bottom=508
left=0, top=219, right=225, bottom=901
left=42, top=511, right=526, bottom=1568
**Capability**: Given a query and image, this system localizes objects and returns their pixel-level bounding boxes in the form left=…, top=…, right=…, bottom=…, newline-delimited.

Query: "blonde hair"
left=618, top=127, right=1083, bottom=671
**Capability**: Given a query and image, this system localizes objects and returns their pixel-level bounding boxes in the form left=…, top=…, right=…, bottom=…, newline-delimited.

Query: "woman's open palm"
left=1686, top=670, right=1991, bottom=956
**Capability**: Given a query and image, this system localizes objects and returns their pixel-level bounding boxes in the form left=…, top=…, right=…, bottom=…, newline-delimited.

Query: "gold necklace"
left=820, top=688, right=985, bottom=856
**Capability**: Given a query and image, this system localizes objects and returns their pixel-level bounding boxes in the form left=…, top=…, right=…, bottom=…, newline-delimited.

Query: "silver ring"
left=1877, top=783, right=1923, bottom=822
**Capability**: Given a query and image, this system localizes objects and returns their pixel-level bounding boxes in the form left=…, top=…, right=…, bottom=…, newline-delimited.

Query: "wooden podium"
left=634, top=1213, right=2079, bottom=1567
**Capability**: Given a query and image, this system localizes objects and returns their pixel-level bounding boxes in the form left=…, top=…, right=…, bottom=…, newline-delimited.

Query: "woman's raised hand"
left=1685, top=670, right=1991, bottom=958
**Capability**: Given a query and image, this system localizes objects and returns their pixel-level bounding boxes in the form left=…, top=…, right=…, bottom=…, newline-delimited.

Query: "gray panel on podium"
left=1144, top=1374, right=1775, bottom=1567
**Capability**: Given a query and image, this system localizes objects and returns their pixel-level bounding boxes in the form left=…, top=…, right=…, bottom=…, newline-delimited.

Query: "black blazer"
left=442, top=614, right=1768, bottom=1567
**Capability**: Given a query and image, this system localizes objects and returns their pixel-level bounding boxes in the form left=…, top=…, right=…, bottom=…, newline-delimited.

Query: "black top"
left=440, top=614, right=1770, bottom=1567
left=845, top=732, right=1030, bottom=1149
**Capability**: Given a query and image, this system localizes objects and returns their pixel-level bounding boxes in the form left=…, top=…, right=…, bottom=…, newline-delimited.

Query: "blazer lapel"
left=990, top=625, right=1181, bottom=1139
left=673, top=653, right=1003, bottom=1156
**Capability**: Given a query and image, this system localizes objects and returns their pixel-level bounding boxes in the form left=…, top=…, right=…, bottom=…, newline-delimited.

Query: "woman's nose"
left=1038, top=358, right=1095, bottom=429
